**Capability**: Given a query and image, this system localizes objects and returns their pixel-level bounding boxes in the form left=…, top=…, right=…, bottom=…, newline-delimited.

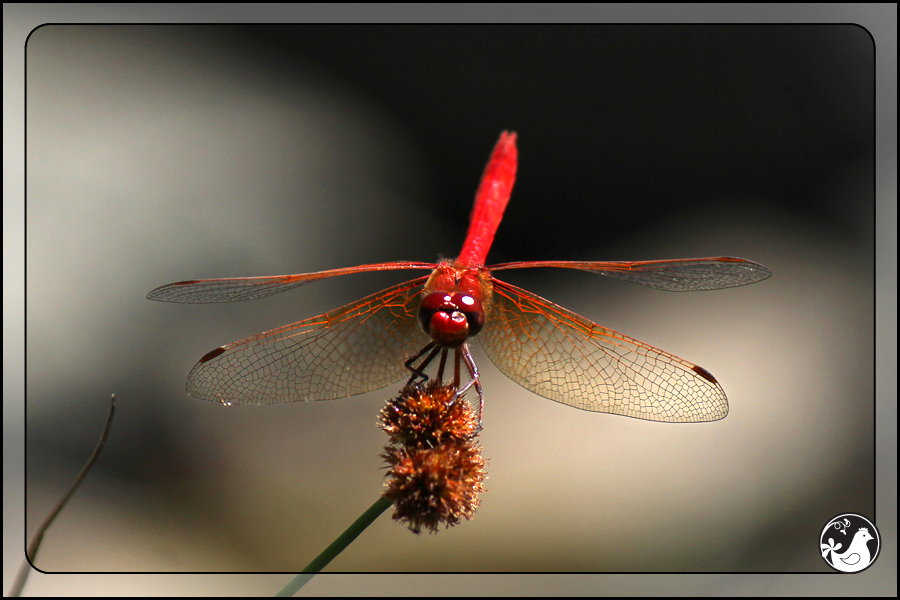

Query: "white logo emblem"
left=820, top=514, right=880, bottom=573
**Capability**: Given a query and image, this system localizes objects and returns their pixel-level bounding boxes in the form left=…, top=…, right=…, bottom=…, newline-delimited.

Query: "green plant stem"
left=275, top=496, right=392, bottom=596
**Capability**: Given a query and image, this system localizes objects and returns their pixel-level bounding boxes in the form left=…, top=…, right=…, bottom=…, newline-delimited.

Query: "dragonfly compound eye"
left=418, top=292, right=484, bottom=348
left=450, top=292, right=484, bottom=337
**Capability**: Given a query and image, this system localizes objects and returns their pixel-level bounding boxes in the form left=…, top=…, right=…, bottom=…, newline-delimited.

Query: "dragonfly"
left=148, top=132, right=771, bottom=423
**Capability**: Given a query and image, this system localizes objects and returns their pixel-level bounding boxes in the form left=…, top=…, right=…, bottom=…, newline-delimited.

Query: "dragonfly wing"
left=147, top=262, right=436, bottom=303
left=186, top=276, right=430, bottom=405
left=488, top=257, right=771, bottom=292
left=478, top=278, right=728, bottom=422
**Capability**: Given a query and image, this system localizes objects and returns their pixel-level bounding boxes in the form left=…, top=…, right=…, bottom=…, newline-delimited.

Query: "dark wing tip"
left=147, top=280, right=199, bottom=302
left=691, top=364, right=719, bottom=384
left=198, top=346, right=227, bottom=364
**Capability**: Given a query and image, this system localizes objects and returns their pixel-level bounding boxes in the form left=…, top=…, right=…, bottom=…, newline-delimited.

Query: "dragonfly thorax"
left=418, top=292, right=485, bottom=348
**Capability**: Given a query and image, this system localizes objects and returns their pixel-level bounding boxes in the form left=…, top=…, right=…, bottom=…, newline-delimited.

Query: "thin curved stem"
left=9, top=394, right=116, bottom=597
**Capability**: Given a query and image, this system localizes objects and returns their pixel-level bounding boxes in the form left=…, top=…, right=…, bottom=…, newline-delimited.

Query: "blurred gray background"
left=6, top=5, right=895, bottom=597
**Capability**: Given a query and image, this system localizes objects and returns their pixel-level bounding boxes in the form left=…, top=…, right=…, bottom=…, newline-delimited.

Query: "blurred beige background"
left=6, top=6, right=895, bottom=598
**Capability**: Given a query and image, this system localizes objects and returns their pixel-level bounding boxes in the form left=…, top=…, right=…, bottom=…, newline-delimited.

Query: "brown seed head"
left=379, top=380, right=487, bottom=534
left=378, top=380, right=480, bottom=447
left=381, top=440, right=486, bottom=534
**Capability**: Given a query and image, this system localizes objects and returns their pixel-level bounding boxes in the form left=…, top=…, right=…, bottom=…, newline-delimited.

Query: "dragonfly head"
left=418, top=292, right=485, bottom=348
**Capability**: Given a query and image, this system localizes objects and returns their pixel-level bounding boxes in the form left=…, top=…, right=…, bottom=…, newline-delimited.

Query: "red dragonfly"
left=148, top=132, right=770, bottom=423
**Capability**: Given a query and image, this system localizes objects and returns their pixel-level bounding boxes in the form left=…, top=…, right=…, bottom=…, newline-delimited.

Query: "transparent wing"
left=147, top=262, right=436, bottom=303
left=478, top=278, right=728, bottom=422
left=488, top=257, right=771, bottom=292
left=186, top=276, right=430, bottom=405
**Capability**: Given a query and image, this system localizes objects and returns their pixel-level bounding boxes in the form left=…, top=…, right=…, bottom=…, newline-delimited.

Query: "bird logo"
left=820, top=515, right=880, bottom=573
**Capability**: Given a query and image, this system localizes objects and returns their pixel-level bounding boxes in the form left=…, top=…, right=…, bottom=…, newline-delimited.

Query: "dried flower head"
left=379, top=379, right=480, bottom=446
left=379, top=380, right=487, bottom=534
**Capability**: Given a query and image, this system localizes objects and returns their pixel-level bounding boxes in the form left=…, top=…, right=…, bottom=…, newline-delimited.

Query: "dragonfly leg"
left=404, top=342, right=439, bottom=387
left=436, top=347, right=448, bottom=383
left=457, top=343, right=484, bottom=427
